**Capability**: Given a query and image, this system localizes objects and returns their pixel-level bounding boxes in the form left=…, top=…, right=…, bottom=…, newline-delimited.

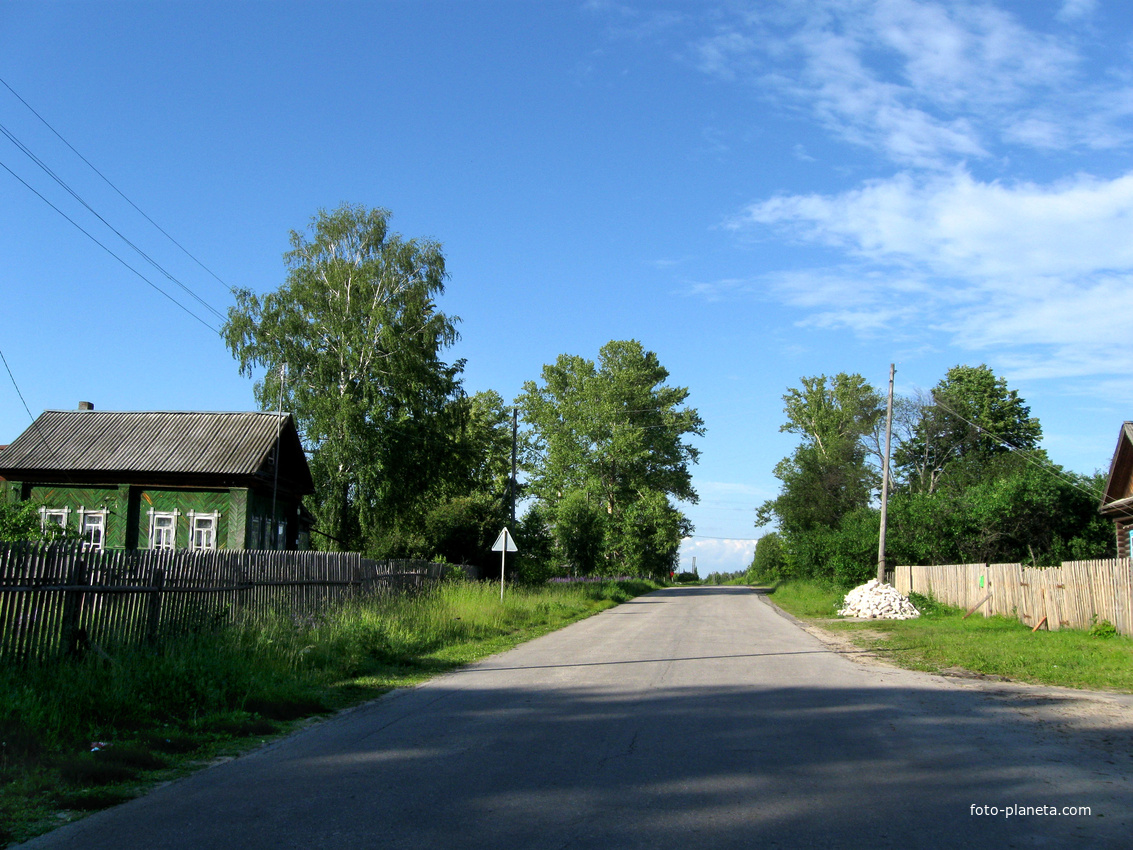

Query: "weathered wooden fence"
left=0, top=542, right=450, bottom=664
left=893, top=559, right=1133, bottom=636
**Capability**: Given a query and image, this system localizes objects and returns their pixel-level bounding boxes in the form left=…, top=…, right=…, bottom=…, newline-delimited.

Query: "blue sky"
left=3, top=0, right=1132, bottom=573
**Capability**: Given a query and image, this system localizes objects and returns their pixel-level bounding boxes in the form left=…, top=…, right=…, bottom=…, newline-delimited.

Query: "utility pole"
left=510, top=408, right=518, bottom=523
left=877, top=363, right=895, bottom=584
left=271, top=362, right=287, bottom=550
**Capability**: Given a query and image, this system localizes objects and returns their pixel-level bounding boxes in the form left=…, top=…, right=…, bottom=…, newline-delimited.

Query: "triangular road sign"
left=491, top=527, right=519, bottom=553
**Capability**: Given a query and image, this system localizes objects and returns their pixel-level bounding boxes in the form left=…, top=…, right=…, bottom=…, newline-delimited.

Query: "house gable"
left=1099, top=422, right=1133, bottom=558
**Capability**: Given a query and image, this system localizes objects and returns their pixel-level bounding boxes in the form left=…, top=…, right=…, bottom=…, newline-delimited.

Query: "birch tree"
left=223, top=204, right=461, bottom=551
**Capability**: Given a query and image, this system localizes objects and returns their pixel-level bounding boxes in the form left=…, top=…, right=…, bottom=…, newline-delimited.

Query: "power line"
left=0, top=120, right=226, bottom=322
left=0, top=347, right=37, bottom=425
left=0, top=347, right=71, bottom=478
left=0, top=74, right=236, bottom=298
left=931, top=396, right=1104, bottom=501
left=0, top=157, right=220, bottom=334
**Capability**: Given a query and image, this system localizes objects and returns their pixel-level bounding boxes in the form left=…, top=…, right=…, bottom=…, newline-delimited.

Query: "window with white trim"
left=275, top=519, right=287, bottom=550
left=79, top=509, right=106, bottom=550
left=189, top=511, right=219, bottom=552
left=148, top=510, right=178, bottom=550
left=39, top=507, right=70, bottom=535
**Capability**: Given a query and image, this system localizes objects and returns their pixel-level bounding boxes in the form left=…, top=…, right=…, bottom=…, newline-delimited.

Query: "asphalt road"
left=18, top=586, right=1133, bottom=849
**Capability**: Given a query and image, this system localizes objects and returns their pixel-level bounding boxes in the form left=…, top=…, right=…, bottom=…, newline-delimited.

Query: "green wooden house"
left=0, top=405, right=314, bottom=551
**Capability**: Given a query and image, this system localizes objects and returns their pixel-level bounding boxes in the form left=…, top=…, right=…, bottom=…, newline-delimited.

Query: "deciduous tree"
left=0, top=502, right=49, bottom=542
left=223, top=204, right=461, bottom=552
left=518, top=340, right=704, bottom=577
left=758, top=373, right=882, bottom=534
left=894, top=364, right=1041, bottom=494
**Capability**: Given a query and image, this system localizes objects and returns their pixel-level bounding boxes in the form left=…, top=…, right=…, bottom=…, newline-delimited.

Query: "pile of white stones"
left=838, top=579, right=920, bottom=620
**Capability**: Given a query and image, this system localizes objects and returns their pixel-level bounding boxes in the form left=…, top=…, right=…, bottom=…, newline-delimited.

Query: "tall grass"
left=0, top=578, right=656, bottom=845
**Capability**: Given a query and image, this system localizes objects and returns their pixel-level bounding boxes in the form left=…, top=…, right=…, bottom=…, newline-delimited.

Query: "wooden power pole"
left=877, top=363, right=895, bottom=584
left=510, top=408, right=518, bottom=523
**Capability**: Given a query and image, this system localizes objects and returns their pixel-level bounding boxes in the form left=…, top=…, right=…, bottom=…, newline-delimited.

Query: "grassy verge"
left=761, top=579, right=1133, bottom=693
left=0, top=578, right=658, bottom=845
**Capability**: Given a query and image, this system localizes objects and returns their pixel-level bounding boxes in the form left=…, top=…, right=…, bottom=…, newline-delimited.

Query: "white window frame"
left=275, top=519, right=287, bottom=551
left=148, top=509, right=179, bottom=551
left=188, top=510, right=220, bottom=552
left=77, top=508, right=106, bottom=550
left=39, top=506, right=70, bottom=534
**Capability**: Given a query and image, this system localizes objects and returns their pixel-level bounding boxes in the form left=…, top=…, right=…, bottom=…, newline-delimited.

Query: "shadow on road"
left=20, top=584, right=1130, bottom=850
left=30, top=666, right=1129, bottom=849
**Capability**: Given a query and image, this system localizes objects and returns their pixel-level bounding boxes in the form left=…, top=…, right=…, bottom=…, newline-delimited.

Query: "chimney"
left=78, top=401, right=94, bottom=411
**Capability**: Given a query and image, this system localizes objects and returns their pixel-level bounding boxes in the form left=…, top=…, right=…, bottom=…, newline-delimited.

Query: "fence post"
left=59, top=553, right=89, bottom=659
left=146, top=567, right=165, bottom=647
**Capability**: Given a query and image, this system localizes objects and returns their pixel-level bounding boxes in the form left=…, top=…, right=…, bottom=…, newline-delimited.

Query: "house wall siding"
left=1116, top=520, right=1133, bottom=560
left=22, top=484, right=125, bottom=547
left=137, top=488, right=230, bottom=550
left=5, top=480, right=307, bottom=552
left=228, top=488, right=250, bottom=549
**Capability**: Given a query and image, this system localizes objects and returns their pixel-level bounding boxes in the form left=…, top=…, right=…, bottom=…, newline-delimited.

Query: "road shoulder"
left=756, top=590, right=1133, bottom=750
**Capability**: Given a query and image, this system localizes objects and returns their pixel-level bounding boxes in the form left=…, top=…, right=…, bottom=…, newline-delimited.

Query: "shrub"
left=1089, top=617, right=1118, bottom=639
left=906, top=592, right=950, bottom=617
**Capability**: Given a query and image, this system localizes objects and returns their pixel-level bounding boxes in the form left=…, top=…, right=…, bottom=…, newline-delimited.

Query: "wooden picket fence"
left=893, top=559, right=1133, bottom=636
left=0, top=542, right=450, bottom=664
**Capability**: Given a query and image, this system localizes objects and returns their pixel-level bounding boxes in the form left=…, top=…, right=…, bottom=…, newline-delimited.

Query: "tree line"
left=220, top=203, right=703, bottom=580
left=750, top=366, right=1114, bottom=586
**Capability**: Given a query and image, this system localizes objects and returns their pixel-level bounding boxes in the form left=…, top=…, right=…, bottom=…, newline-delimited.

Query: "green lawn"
left=761, top=580, right=1133, bottom=692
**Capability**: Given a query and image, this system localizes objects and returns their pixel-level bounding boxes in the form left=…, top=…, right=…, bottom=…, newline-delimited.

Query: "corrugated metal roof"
left=0, top=410, right=297, bottom=477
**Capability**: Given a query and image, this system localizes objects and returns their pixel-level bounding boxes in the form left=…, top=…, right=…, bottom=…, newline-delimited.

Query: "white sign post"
left=491, top=527, right=519, bottom=601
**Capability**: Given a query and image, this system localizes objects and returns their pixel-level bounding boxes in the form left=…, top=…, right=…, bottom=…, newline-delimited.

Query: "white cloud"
left=679, top=536, right=756, bottom=575
left=690, top=0, right=1126, bottom=164
left=694, top=480, right=767, bottom=499
left=739, top=169, right=1133, bottom=279
left=1056, top=0, right=1098, bottom=23
left=586, top=1, right=688, bottom=41
left=728, top=169, right=1133, bottom=378
left=680, top=277, right=759, bottom=302
left=694, top=30, right=759, bottom=80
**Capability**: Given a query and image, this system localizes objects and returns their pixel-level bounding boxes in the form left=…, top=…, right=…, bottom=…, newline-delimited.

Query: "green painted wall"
left=9, top=481, right=308, bottom=551
left=227, top=488, right=249, bottom=550
left=23, top=484, right=125, bottom=549
left=136, top=488, right=230, bottom=550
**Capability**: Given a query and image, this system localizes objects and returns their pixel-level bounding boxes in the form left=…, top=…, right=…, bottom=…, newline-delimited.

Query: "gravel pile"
left=838, top=579, right=920, bottom=620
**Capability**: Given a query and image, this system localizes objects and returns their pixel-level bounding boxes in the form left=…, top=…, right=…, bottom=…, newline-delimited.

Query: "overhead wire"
left=0, top=81, right=713, bottom=535
left=0, top=347, right=38, bottom=427
left=0, top=347, right=72, bottom=479
left=0, top=80, right=232, bottom=480
left=0, top=120, right=227, bottom=322
left=930, top=396, right=1105, bottom=502
left=0, top=157, right=220, bottom=334
left=0, top=74, right=236, bottom=298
